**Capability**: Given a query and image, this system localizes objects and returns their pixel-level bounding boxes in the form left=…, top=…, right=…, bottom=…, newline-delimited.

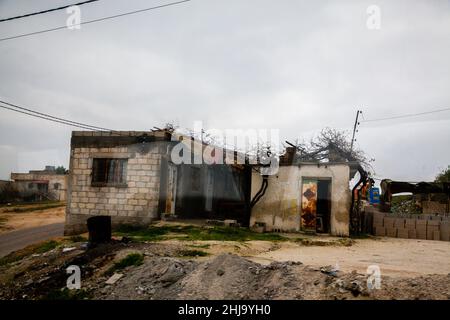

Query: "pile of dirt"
left=2, top=241, right=450, bottom=300
left=94, top=253, right=450, bottom=300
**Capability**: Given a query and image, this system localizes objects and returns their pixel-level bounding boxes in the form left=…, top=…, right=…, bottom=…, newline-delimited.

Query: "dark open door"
left=317, top=180, right=331, bottom=233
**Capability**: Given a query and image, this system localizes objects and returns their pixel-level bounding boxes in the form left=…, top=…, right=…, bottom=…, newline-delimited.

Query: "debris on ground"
left=391, top=199, right=421, bottom=215
left=1, top=240, right=450, bottom=300
left=105, top=273, right=123, bottom=285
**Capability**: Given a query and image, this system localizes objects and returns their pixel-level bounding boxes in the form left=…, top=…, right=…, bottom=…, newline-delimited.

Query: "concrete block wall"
left=422, top=200, right=449, bottom=215
left=372, top=211, right=450, bottom=242
left=65, top=143, right=163, bottom=235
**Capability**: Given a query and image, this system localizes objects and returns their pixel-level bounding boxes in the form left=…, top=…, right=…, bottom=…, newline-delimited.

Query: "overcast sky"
left=0, top=0, right=449, bottom=181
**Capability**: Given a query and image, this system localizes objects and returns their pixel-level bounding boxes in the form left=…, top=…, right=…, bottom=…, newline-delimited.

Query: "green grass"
left=178, top=249, right=209, bottom=257
left=68, top=235, right=87, bottom=243
left=0, top=200, right=60, bottom=207
left=0, top=254, right=22, bottom=267
left=114, top=224, right=287, bottom=242
left=0, top=240, right=60, bottom=266
left=44, top=288, right=92, bottom=300
left=294, top=237, right=355, bottom=247
left=34, top=240, right=59, bottom=253
left=106, top=253, right=144, bottom=275
left=3, top=202, right=66, bottom=213
left=350, top=233, right=372, bottom=239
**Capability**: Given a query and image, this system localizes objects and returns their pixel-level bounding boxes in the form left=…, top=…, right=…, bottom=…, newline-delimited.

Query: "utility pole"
left=350, top=110, right=362, bottom=153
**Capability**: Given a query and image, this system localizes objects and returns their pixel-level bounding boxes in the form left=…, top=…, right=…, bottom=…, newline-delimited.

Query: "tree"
left=290, top=128, right=372, bottom=171
left=0, top=182, right=19, bottom=203
left=55, top=166, right=68, bottom=174
left=435, top=166, right=450, bottom=183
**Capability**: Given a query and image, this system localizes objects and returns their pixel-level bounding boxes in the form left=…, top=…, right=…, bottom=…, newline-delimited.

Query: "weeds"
left=44, top=288, right=92, bottom=300
left=114, top=224, right=286, bottom=242
left=106, top=253, right=144, bottom=275
left=178, top=249, right=209, bottom=257
left=3, top=202, right=65, bottom=213
left=0, top=240, right=60, bottom=266
left=68, top=235, right=87, bottom=243
left=34, top=240, right=59, bottom=253
left=294, top=237, right=355, bottom=247
left=350, top=233, right=372, bottom=239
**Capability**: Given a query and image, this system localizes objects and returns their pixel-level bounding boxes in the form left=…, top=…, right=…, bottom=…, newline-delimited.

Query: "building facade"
left=250, top=163, right=354, bottom=236
left=65, top=131, right=358, bottom=237
left=64, top=131, right=250, bottom=235
left=11, top=166, right=68, bottom=201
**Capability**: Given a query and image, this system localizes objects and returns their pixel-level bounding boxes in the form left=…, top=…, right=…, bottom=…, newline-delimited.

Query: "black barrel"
left=87, top=216, right=111, bottom=244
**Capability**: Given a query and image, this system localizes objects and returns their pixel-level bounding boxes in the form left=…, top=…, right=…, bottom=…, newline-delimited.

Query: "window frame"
left=91, top=158, right=128, bottom=187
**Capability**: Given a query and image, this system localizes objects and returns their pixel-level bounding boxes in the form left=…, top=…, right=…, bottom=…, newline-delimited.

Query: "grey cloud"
left=0, top=0, right=449, bottom=181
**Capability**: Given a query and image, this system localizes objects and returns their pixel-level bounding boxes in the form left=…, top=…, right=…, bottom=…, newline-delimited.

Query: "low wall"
left=368, top=208, right=450, bottom=241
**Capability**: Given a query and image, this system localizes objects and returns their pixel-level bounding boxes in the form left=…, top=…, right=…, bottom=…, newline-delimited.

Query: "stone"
left=105, top=273, right=123, bottom=285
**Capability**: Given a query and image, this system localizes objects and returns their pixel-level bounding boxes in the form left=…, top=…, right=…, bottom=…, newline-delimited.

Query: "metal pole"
left=350, top=110, right=361, bottom=152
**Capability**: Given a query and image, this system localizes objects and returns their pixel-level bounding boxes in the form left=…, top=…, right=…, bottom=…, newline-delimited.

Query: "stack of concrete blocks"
left=422, top=200, right=449, bottom=215
left=396, top=218, right=408, bottom=239
left=405, top=218, right=416, bottom=239
left=441, top=221, right=450, bottom=241
left=415, top=219, right=427, bottom=239
left=373, top=211, right=385, bottom=236
left=427, top=217, right=441, bottom=241
left=384, top=217, right=397, bottom=238
left=369, top=209, right=450, bottom=242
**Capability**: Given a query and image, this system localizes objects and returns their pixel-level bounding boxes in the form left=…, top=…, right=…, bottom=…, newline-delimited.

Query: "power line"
left=0, top=0, right=192, bottom=42
left=0, top=103, right=104, bottom=131
left=0, top=99, right=112, bottom=131
left=0, top=0, right=100, bottom=23
left=0, top=99, right=114, bottom=131
left=361, top=107, right=450, bottom=123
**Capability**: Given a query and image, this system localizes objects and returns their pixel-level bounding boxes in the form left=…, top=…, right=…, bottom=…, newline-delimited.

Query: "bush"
left=0, top=182, right=20, bottom=204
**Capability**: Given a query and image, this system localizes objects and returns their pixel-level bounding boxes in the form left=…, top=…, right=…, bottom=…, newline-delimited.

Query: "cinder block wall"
left=422, top=200, right=449, bottom=215
left=371, top=209, right=450, bottom=241
left=65, top=143, right=164, bottom=235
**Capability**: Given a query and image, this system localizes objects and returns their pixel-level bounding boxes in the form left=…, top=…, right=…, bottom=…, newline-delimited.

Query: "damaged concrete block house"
left=65, top=129, right=361, bottom=237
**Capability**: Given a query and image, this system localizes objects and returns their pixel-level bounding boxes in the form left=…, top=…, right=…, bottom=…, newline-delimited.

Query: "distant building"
left=11, top=166, right=68, bottom=202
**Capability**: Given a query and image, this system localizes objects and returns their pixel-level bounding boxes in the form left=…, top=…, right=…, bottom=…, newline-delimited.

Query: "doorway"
left=316, top=180, right=331, bottom=233
left=301, top=178, right=331, bottom=233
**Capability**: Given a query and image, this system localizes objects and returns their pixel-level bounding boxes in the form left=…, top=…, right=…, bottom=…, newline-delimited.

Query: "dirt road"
left=0, top=204, right=65, bottom=235
left=0, top=223, right=64, bottom=257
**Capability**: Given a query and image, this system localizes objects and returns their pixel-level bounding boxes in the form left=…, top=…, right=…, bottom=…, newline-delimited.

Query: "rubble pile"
left=94, top=254, right=450, bottom=300
left=390, top=199, right=421, bottom=215
left=1, top=242, right=450, bottom=300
